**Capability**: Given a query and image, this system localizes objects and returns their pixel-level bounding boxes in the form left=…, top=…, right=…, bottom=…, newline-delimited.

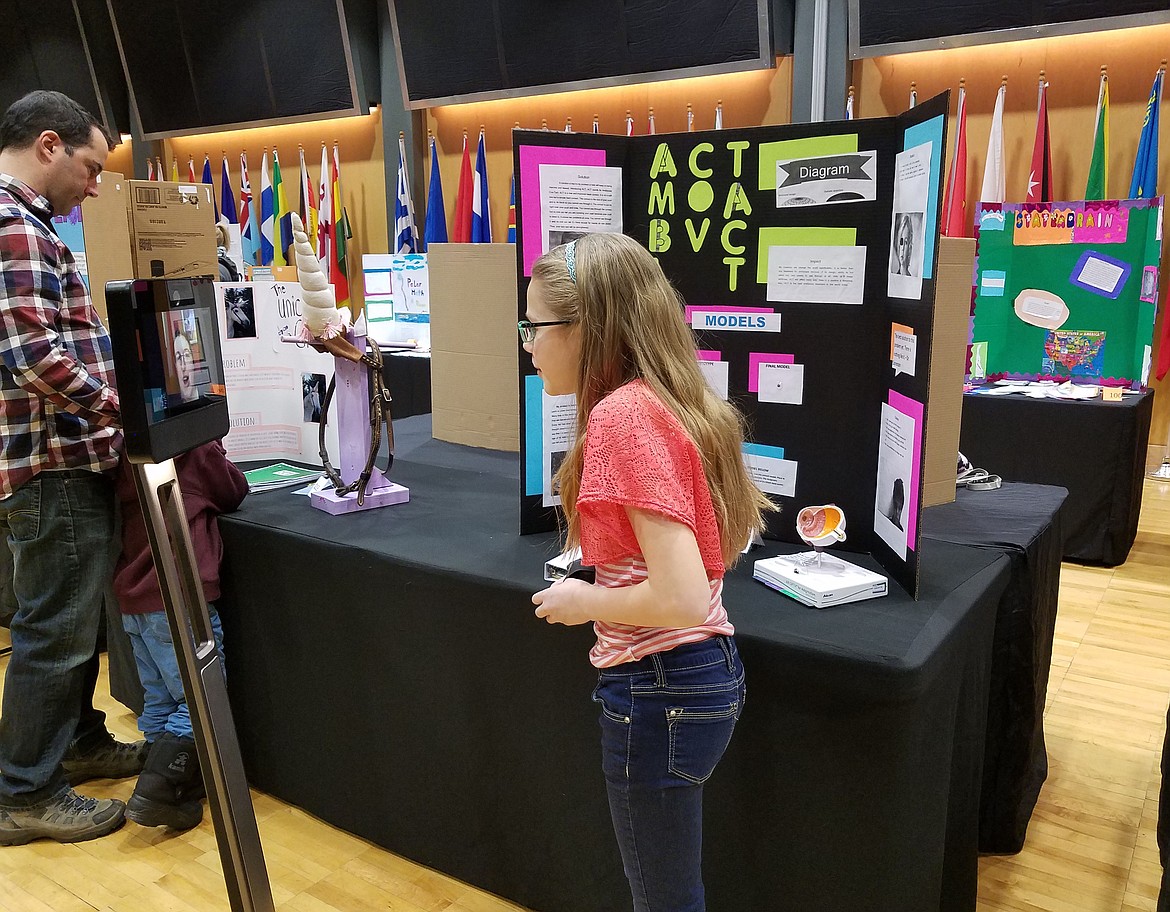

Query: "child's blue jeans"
left=592, top=635, right=745, bottom=912
left=122, top=604, right=224, bottom=741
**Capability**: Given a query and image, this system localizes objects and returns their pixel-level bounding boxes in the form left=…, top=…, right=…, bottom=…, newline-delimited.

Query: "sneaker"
left=0, top=788, right=125, bottom=846
left=62, top=735, right=147, bottom=785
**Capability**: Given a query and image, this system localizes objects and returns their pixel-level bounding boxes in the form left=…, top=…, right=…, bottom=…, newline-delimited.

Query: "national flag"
left=297, top=145, right=317, bottom=251
left=1085, top=70, right=1110, bottom=200
left=981, top=82, right=1006, bottom=203
left=846, top=88, right=855, bottom=121
left=909, top=83, right=918, bottom=108
left=170, top=158, right=178, bottom=181
left=201, top=155, right=218, bottom=222
left=424, top=134, right=448, bottom=248
left=626, top=111, right=634, bottom=136
left=219, top=155, right=237, bottom=225
left=1086, top=69, right=1110, bottom=201
left=506, top=174, right=516, bottom=244
left=648, top=108, right=656, bottom=135
left=272, top=149, right=292, bottom=266
left=317, top=143, right=331, bottom=265
left=1130, top=67, right=1163, bottom=199
left=329, top=143, right=351, bottom=311
left=187, top=157, right=196, bottom=183
left=471, top=130, right=491, bottom=243
left=714, top=101, right=723, bottom=130
left=941, top=84, right=968, bottom=237
left=687, top=104, right=694, bottom=132
left=146, top=158, right=154, bottom=180
left=259, top=149, right=274, bottom=266
left=452, top=132, right=473, bottom=243
left=239, top=152, right=258, bottom=267
left=395, top=133, right=419, bottom=253
left=1026, top=76, right=1053, bottom=203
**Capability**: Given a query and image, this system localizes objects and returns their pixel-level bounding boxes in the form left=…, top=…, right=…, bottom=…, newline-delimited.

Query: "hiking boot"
left=62, top=734, right=147, bottom=785
left=0, top=788, right=125, bottom=846
left=126, top=734, right=203, bottom=830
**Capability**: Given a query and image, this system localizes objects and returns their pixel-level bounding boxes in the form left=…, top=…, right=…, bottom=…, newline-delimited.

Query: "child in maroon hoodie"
left=113, top=440, right=248, bottom=830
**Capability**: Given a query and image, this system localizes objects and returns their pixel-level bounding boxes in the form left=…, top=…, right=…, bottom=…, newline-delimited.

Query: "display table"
left=922, top=483, right=1066, bottom=854
left=211, top=416, right=1009, bottom=912
left=959, top=388, right=1153, bottom=566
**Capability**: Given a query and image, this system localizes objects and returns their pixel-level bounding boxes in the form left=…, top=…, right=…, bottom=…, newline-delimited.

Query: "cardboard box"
left=922, top=237, right=976, bottom=508
left=78, top=171, right=133, bottom=322
left=126, top=180, right=217, bottom=280
left=428, top=243, right=519, bottom=451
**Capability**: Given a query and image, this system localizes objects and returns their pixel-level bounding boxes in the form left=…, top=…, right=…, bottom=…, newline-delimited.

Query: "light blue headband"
left=565, top=239, right=578, bottom=283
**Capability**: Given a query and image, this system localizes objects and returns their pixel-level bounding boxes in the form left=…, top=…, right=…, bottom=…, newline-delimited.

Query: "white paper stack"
left=753, top=553, right=888, bottom=609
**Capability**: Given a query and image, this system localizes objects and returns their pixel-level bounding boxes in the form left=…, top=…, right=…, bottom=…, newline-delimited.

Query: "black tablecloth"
left=212, top=416, right=1009, bottom=912
left=922, top=483, right=1066, bottom=854
left=960, top=389, right=1153, bottom=566
left=381, top=351, right=431, bottom=419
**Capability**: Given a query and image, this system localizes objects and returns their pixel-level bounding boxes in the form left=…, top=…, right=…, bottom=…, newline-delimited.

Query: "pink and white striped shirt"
left=590, top=557, right=733, bottom=668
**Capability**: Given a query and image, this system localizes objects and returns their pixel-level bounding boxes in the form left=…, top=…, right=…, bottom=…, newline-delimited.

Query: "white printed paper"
left=690, top=311, right=782, bottom=333
left=697, top=359, right=730, bottom=400
left=766, top=245, right=866, bottom=305
left=757, top=362, right=805, bottom=405
left=743, top=452, right=798, bottom=498
left=891, top=330, right=916, bottom=377
left=539, top=164, right=623, bottom=251
left=542, top=390, right=578, bottom=507
left=1074, top=255, right=1126, bottom=295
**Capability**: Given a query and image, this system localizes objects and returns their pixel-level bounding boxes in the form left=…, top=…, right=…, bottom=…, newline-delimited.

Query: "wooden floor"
left=1, top=480, right=1170, bottom=912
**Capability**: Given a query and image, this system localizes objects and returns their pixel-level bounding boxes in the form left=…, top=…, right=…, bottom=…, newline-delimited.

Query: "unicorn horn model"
left=291, top=211, right=351, bottom=342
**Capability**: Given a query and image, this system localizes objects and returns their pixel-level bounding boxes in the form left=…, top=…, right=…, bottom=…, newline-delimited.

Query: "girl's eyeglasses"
left=517, top=319, right=572, bottom=343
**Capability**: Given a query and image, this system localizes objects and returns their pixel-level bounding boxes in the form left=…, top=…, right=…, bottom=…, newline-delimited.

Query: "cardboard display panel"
left=515, top=94, right=951, bottom=597
left=970, top=198, right=1162, bottom=385
left=429, top=244, right=520, bottom=452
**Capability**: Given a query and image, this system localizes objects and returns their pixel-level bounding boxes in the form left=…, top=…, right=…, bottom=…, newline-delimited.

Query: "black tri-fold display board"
left=515, top=93, right=950, bottom=598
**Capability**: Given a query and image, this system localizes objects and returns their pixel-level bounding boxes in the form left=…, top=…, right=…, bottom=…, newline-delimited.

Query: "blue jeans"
left=0, top=471, right=115, bottom=808
left=122, top=604, right=224, bottom=741
left=592, top=635, right=745, bottom=912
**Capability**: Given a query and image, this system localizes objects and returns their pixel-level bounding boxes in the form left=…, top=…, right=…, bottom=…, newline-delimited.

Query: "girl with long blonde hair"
left=525, top=232, right=773, bottom=912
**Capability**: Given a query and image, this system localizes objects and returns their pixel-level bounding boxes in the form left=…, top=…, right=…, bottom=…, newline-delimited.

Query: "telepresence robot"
left=107, top=277, right=274, bottom=912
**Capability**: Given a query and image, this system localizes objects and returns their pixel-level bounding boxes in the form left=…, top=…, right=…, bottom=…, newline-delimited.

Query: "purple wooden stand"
left=309, top=333, right=409, bottom=515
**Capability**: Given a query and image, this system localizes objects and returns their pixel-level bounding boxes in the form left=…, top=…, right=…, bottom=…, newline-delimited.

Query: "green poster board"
left=970, top=198, right=1162, bottom=385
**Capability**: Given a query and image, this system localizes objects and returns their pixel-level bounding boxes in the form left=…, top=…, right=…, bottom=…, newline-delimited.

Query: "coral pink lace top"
left=576, top=380, right=733, bottom=668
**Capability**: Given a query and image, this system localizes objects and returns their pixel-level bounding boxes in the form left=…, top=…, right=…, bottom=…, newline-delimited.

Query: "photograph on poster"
left=223, top=286, right=256, bottom=339
left=302, top=372, right=326, bottom=423
left=873, top=402, right=915, bottom=559
left=538, top=163, right=622, bottom=253
left=775, top=150, right=878, bottom=208
left=887, top=142, right=931, bottom=300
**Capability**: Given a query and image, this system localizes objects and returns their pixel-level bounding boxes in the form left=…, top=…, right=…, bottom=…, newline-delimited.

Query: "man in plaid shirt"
left=0, top=91, right=145, bottom=845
